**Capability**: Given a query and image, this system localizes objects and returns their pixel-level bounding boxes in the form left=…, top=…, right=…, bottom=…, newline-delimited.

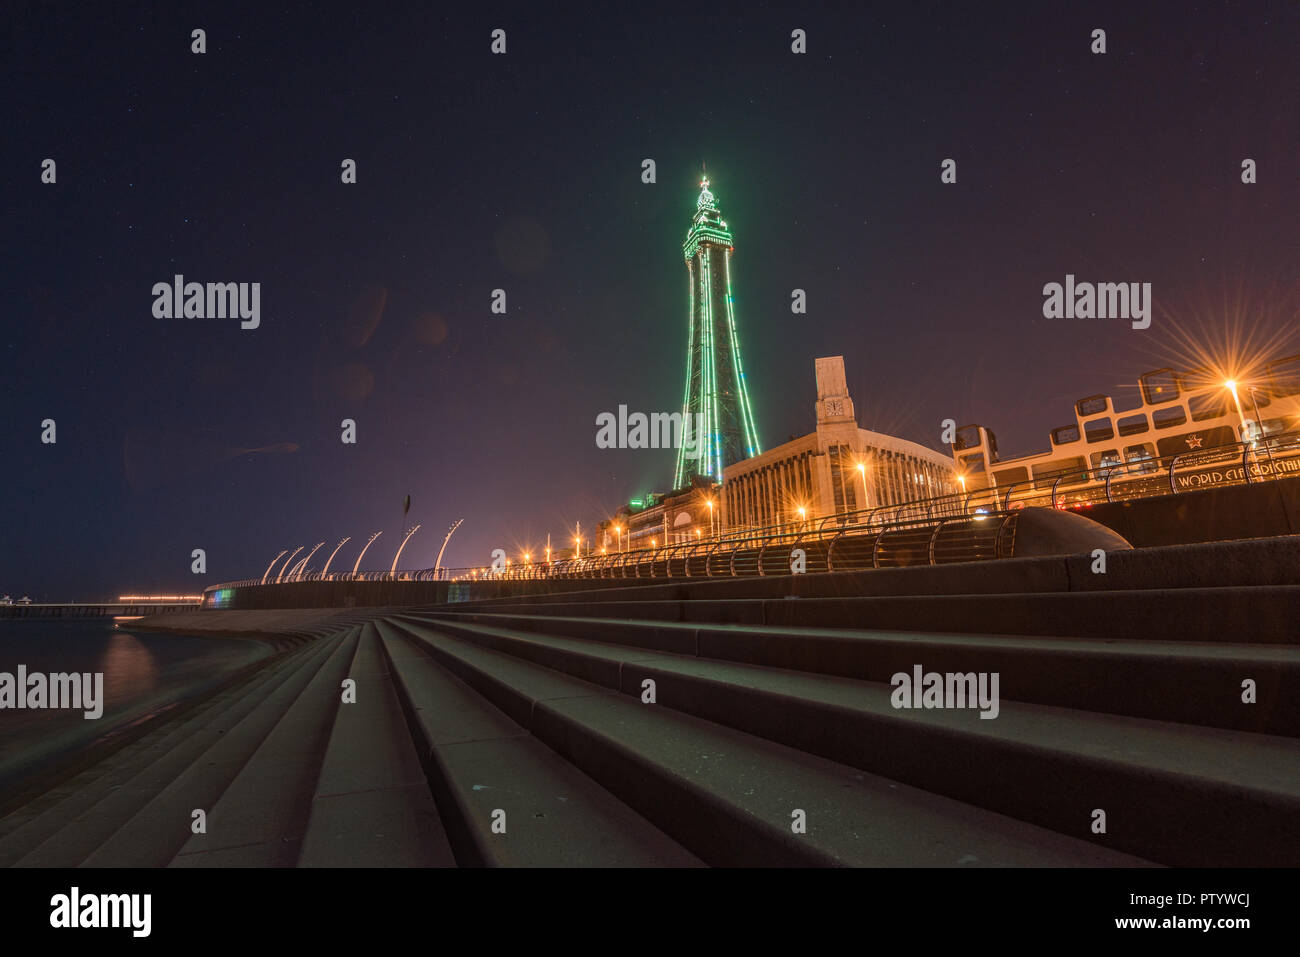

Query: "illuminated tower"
left=673, top=172, right=762, bottom=487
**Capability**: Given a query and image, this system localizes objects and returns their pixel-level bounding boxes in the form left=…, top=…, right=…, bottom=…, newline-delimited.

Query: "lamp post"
left=293, top=542, right=326, bottom=582
left=706, top=499, right=714, bottom=539
left=1225, top=379, right=1260, bottom=479
left=320, top=537, right=351, bottom=581
left=261, top=549, right=288, bottom=585
left=856, top=461, right=870, bottom=517
left=1246, top=385, right=1276, bottom=472
left=390, top=524, right=422, bottom=576
left=434, top=519, right=463, bottom=580
left=1224, top=380, right=1248, bottom=434
left=275, top=546, right=303, bottom=583
left=351, top=532, right=382, bottom=579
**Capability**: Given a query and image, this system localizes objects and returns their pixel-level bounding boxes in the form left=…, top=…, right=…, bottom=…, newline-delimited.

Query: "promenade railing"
left=207, top=430, right=1300, bottom=595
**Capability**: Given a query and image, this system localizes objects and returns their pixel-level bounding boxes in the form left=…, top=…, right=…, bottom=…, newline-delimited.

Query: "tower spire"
left=675, top=172, right=762, bottom=488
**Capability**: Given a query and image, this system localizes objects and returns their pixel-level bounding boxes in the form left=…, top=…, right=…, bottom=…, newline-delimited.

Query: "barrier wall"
left=1077, top=472, right=1300, bottom=547
left=203, top=575, right=655, bottom=610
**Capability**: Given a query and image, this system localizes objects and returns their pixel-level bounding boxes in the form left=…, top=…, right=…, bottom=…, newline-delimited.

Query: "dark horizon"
left=5, top=1, right=1299, bottom=598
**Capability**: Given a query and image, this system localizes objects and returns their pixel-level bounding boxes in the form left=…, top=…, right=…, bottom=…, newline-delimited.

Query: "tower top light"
left=697, top=174, right=715, bottom=210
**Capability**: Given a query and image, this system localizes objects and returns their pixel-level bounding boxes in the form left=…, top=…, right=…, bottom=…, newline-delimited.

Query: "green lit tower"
left=673, top=171, right=762, bottom=487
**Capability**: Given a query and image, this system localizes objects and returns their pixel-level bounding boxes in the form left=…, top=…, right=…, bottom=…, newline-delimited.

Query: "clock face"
left=826, top=399, right=843, bottom=416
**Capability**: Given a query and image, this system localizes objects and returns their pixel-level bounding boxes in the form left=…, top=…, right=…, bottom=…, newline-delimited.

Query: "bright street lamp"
left=1224, top=379, right=1247, bottom=432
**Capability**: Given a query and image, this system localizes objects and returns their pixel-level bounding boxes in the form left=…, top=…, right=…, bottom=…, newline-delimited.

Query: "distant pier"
left=0, top=602, right=200, bottom=619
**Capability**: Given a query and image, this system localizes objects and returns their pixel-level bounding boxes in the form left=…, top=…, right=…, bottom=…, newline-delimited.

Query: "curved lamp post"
left=292, top=542, right=326, bottom=581
left=390, top=524, right=422, bottom=576
left=350, top=531, right=382, bottom=579
left=275, top=546, right=304, bottom=583
left=434, top=519, right=463, bottom=580
left=319, top=537, right=351, bottom=581
left=261, top=549, right=288, bottom=585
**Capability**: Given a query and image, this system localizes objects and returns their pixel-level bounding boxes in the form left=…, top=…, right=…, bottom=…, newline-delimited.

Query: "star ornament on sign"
left=1185, top=435, right=1204, bottom=449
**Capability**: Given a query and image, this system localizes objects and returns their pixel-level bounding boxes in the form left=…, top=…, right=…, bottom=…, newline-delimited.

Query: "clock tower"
left=815, top=355, right=856, bottom=424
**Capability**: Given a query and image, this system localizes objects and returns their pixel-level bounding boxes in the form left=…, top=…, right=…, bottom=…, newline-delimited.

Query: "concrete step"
left=169, top=625, right=362, bottom=866
left=409, top=611, right=1300, bottom=735
left=0, top=641, right=308, bottom=863
left=3, top=633, right=341, bottom=867
left=392, top=616, right=1300, bottom=866
left=383, top=618, right=1152, bottom=867
left=297, top=623, right=456, bottom=867
left=433, top=584, right=1300, bottom=645
left=74, top=629, right=355, bottom=867
left=373, top=620, right=701, bottom=867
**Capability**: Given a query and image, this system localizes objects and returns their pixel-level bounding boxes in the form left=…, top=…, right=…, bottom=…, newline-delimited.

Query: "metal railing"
left=207, top=430, right=1300, bottom=599
left=204, top=507, right=1019, bottom=598
left=944, top=430, right=1300, bottom=515
left=422, top=508, right=1018, bottom=582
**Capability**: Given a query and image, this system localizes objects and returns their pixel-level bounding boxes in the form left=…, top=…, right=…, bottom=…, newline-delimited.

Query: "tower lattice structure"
left=673, top=173, right=762, bottom=487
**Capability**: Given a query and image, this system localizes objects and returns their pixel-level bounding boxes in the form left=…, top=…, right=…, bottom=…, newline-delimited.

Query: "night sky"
left=5, top=1, right=1299, bottom=598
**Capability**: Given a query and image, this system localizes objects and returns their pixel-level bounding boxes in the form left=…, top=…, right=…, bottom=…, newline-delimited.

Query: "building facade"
left=598, top=478, right=721, bottom=553
left=720, top=357, right=957, bottom=532
left=673, top=173, right=762, bottom=488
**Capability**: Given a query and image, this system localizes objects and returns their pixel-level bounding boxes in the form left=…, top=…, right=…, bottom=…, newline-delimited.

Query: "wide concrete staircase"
left=2, top=545, right=1297, bottom=867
